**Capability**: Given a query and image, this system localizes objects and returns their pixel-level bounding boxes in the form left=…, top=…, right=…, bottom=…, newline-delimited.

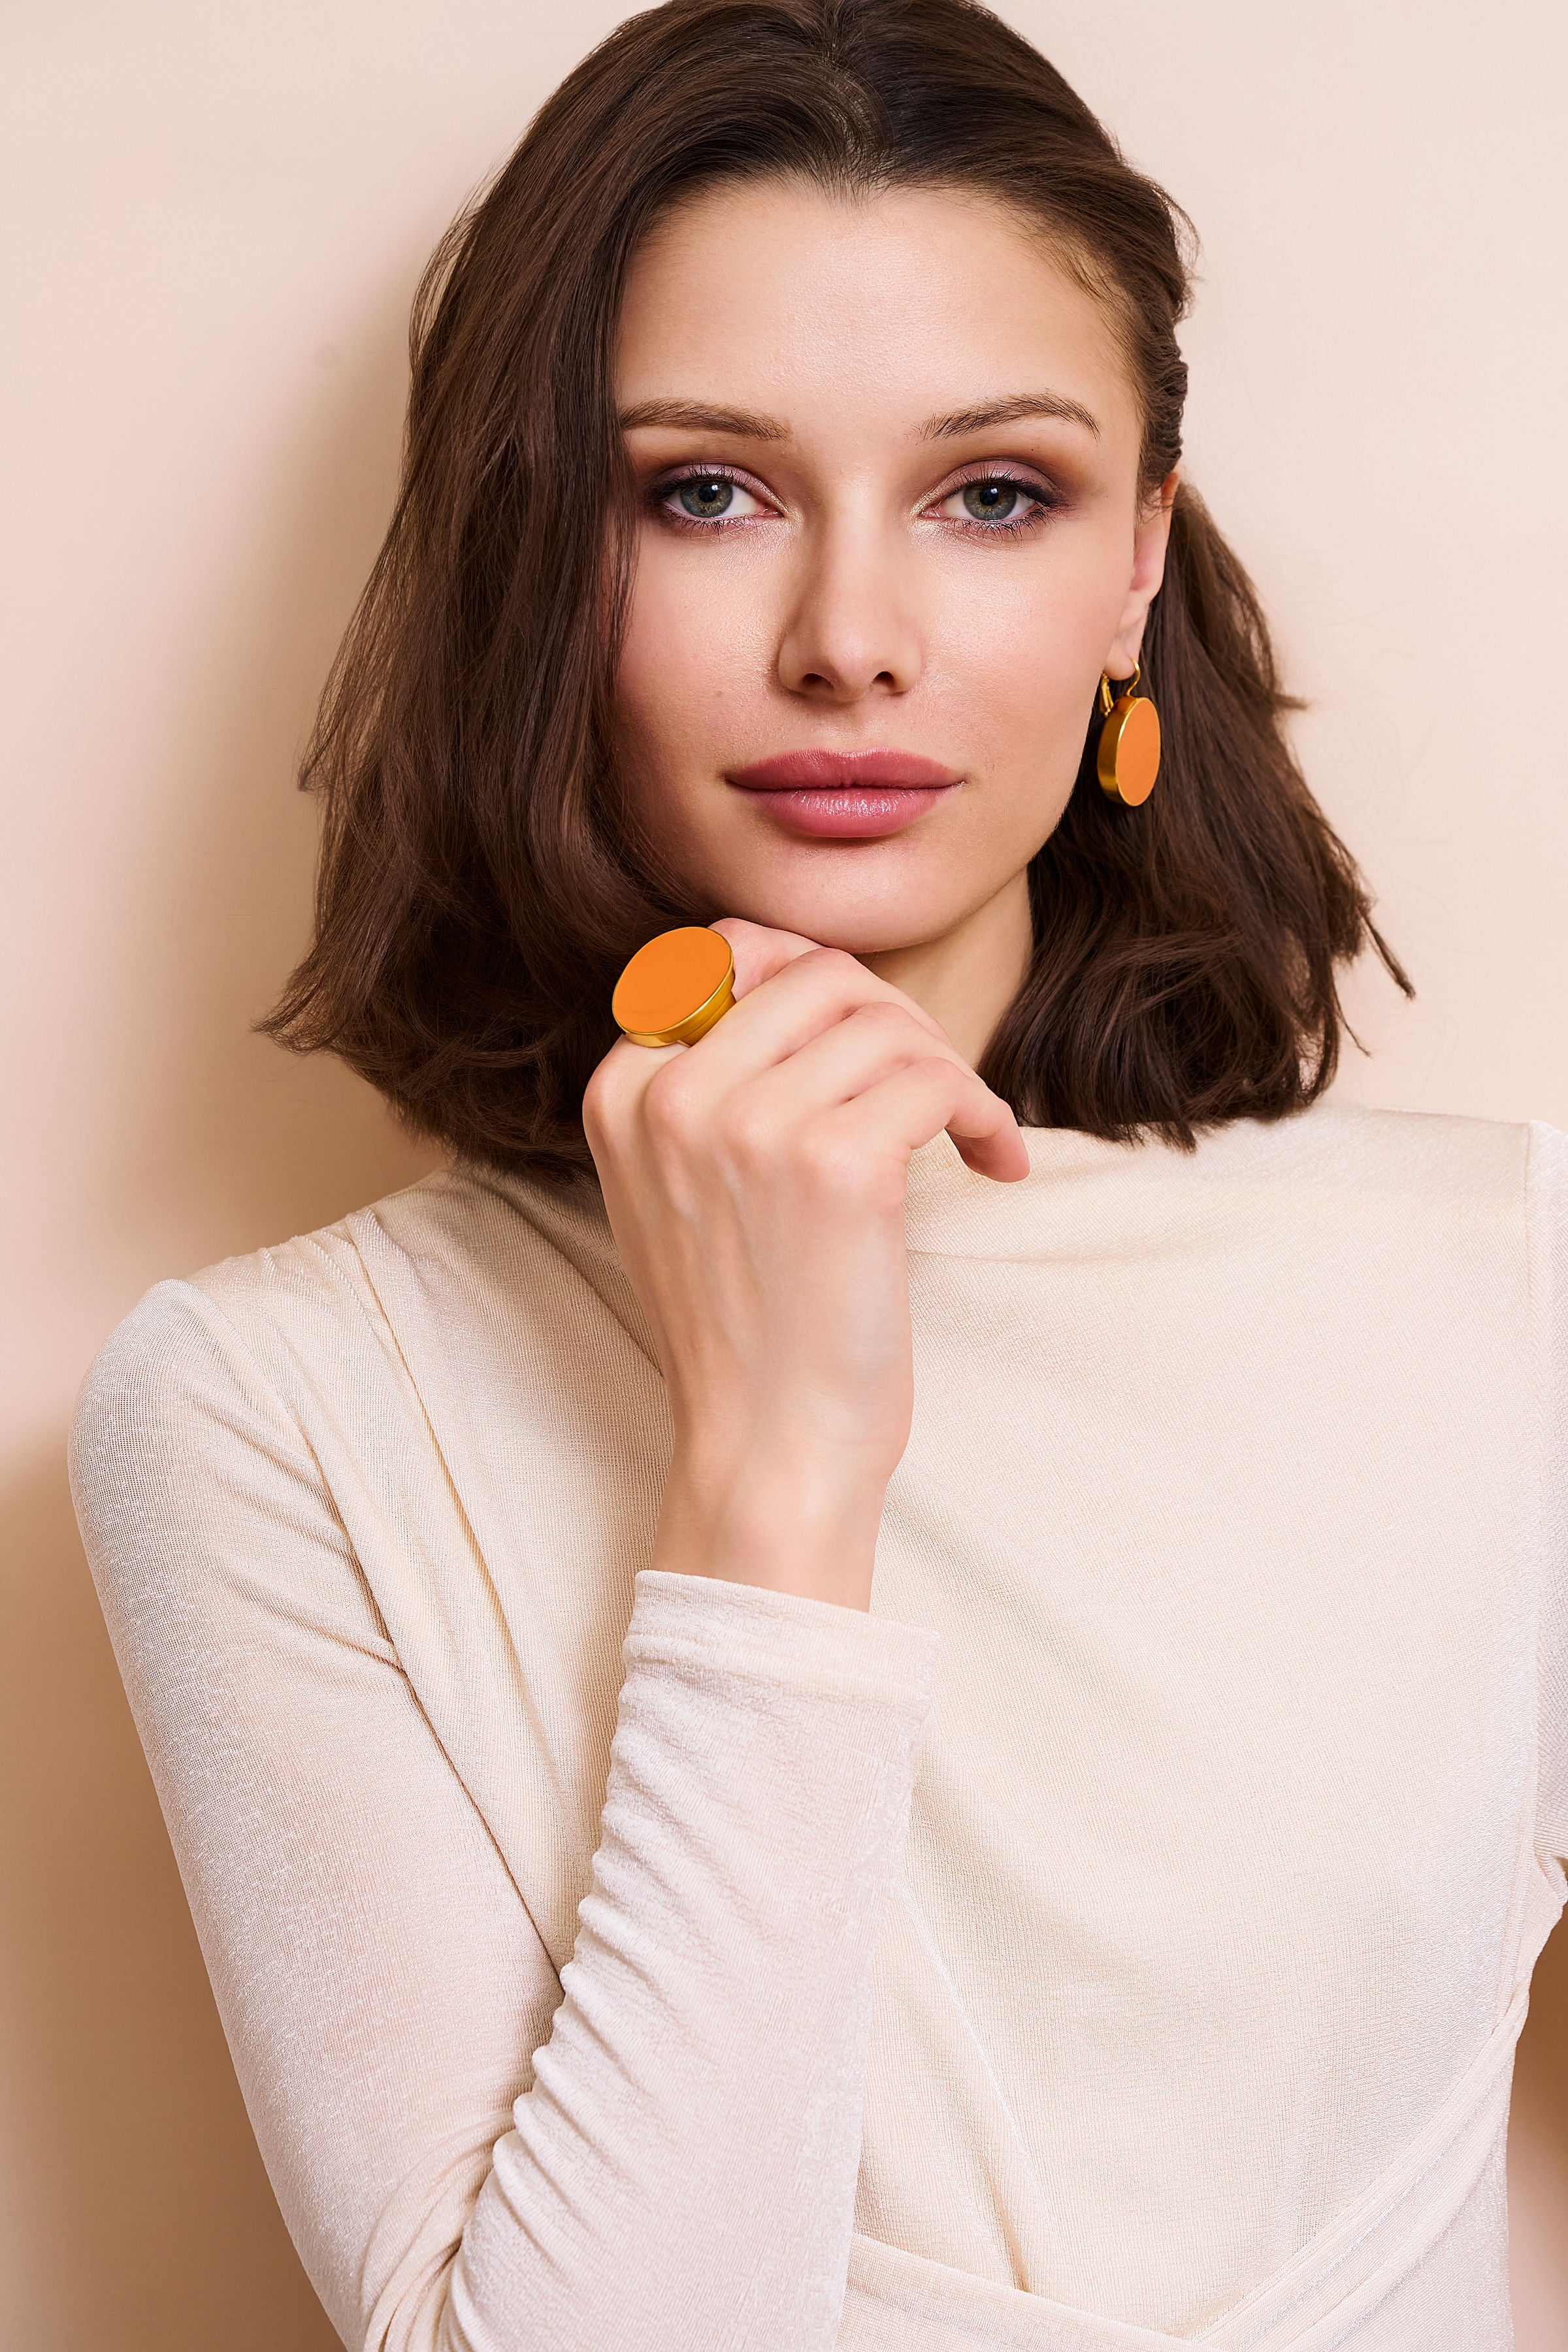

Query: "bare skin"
left=582, top=177, right=1175, bottom=1613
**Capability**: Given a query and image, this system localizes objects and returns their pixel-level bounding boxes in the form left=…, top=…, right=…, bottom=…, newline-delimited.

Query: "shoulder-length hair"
left=263, top=0, right=1409, bottom=1186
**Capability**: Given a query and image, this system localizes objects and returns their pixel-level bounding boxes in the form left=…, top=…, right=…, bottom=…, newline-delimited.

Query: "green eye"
left=678, top=476, right=735, bottom=518
left=962, top=480, right=1022, bottom=521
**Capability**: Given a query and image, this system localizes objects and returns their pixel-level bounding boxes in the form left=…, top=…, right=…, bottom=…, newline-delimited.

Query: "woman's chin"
left=707, top=874, right=979, bottom=957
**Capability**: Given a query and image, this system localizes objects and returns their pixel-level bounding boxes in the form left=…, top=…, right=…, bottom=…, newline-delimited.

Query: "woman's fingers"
left=588, top=916, right=1026, bottom=1186
left=707, top=915, right=826, bottom=1001
left=581, top=1030, right=681, bottom=1149
left=830, top=1056, right=1032, bottom=1183
left=710, top=917, right=950, bottom=1040
left=737, top=1002, right=945, bottom=1116
left=730, top=1001, right=1022, bottom=1170
left=694, top=934, right=1024, bottom=1179
left=684, top=941, right=950, bottom=1086
left=589, top=923, right=855, bottom=1125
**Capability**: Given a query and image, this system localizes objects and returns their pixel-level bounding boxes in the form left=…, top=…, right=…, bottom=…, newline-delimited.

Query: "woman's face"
left=613, top=176, right=1173, bottom=967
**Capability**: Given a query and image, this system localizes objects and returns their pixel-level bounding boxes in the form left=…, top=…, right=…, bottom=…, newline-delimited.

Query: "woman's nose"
left=774, top=517, right=923, bottom=704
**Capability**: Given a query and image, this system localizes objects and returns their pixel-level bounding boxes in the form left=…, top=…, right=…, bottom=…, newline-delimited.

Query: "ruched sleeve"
left=69, top=1279, right=939, bottom=2352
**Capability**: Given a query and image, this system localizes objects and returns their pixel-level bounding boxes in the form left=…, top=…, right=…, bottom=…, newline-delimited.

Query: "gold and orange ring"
left=612, top=926, right=736, bottom=1048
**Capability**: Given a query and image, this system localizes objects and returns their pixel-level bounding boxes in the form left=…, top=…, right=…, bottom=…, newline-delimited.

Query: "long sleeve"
left=69, top=1280, right=939, bottom=2352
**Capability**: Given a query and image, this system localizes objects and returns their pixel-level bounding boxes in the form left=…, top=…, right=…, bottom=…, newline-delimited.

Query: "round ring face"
left=1098, top=695, right=1161, bottom=806
left=612, top=925, right=736, bottom=1046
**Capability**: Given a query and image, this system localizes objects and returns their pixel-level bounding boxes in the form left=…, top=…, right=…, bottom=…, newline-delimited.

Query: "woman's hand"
left=582, top=918, right=1029, bottom=1611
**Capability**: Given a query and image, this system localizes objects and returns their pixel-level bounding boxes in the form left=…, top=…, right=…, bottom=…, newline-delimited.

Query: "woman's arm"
left=74, top=919, right=1021, bottom=2344
left=71, top=1278, right=938, bottom=2352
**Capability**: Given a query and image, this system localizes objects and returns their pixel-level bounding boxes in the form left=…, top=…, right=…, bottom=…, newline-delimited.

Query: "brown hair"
left=263, top=0, right=1409, bottom=1184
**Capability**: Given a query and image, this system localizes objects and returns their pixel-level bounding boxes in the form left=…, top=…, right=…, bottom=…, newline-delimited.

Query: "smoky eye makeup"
left=647, top=464, right=777, bottom=528
left=643, top=456, right=1068, bottom=534
left=923, top=464, right=1066, bottom=533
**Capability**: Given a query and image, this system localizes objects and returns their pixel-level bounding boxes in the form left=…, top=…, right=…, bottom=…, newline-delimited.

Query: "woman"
left=69, top=1, right=1565, bottom=2346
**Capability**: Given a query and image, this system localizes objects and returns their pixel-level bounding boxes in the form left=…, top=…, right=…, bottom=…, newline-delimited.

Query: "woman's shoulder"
left=1183, top=1105, right=1566, bottom=1384
left=910, top=1097, right=1564, bottom=1273
left=71, top=1158, right=630, bottom=1458
left=1187, top=1094, right=1546, bottom=1182
left=1254, top=1100, right=1566, bottom=1262
left=1200, top=1097, right=1562, bottom=1212
left=1179, top=1101, right=1566, bottom=1302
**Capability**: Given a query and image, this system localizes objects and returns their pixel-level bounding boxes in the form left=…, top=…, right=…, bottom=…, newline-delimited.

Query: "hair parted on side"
left=261, top=0, right=1410, bottom=1186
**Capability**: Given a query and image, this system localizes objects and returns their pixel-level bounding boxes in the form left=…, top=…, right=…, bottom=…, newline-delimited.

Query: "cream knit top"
left=70, top=1101, right=1568, bottom=2352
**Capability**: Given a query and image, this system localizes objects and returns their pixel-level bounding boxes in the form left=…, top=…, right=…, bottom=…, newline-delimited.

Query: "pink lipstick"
left=725, top=748, right=962, bottom=840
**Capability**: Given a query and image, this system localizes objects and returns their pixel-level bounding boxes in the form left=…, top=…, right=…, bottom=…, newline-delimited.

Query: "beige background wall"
left=3, top=3, right=1563, bottom=2344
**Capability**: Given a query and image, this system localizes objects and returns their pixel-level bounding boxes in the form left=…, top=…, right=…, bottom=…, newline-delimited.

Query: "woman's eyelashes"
left=647, top=462, right=1063, bottom=534
left=928, top=470, right=1060, bottom=532
left=653, top=466, right=774, bottom=528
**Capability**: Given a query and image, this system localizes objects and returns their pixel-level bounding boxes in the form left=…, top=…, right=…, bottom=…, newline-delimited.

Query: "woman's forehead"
left=615, top=177, right=1141, bottom=458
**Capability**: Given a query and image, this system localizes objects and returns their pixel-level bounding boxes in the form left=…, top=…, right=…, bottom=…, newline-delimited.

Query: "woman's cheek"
left=936, top=576, right=1100, bottom=754
left=621, top=546, right=757, bottom=738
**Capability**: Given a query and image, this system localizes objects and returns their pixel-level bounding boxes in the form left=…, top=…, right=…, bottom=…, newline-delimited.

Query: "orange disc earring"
left=1096, top=661, right=1161, bottom=806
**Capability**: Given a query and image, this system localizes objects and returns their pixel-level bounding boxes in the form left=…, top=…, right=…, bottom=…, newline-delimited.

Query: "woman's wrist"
left=651, top=1443, right=890, bottom=1612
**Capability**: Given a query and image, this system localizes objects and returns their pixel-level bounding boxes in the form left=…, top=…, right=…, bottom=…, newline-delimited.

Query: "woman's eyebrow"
left=617, top=390, right=1100, bottom=440
left=921, top=391, right=1100, bottom=438
left=619, top=399, right=789, bottom=439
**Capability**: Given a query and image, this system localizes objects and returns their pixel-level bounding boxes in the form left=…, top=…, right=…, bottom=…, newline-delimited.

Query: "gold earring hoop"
left=1096, top=660, right=1161, bottom=806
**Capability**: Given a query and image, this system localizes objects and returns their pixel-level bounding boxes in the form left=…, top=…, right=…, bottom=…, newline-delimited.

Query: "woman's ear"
left=1103, top=468, right=1180, bottom=678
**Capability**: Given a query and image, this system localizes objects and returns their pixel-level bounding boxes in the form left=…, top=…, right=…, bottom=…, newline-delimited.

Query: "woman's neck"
left=858, top=867, right=1034, bottom=1071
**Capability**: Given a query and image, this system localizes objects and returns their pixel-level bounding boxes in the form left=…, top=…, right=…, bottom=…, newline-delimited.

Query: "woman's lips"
left=725, top=748, right=962, bottom=840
